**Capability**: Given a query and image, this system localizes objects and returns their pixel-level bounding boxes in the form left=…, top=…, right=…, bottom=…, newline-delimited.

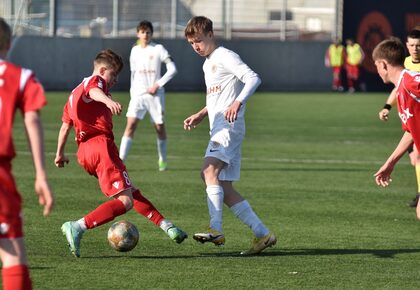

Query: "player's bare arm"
left=55, top=122, right=72, bottom=168
left=224, top=100, right=242, bottom=123
left=374, top=131, right=414, bottom=187
left=379, top=87, right=397, bottom=121
left=89, top=87, right=122, bottom=115
left=24, top=110, right=55, bottom=216
left=184, top=107, right=208, bottom=130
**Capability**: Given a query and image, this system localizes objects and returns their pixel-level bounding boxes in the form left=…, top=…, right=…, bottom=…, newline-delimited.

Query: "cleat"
left=193, top=228, right=225, bottom=246
left=61, top=221, right=84, bottom=258
left=166, top=226, right=188, bottom=244
left=240, top=232, right=277, bottom=255
left=408, top=193, right=420, bottom=208
left=158, top=160, right=168, bottom=171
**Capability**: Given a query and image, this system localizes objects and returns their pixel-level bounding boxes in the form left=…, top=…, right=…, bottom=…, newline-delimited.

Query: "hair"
left=184, top=16, right=213, bottom=38
left=94, top=49, right=123, bottom=74
left=137, top=20, right=153, bottom=34
left=407, top=29, right=420, bottom=40
left=0, top=18, right=11, bottom=51
left=372, top=37, right=405, bottom=67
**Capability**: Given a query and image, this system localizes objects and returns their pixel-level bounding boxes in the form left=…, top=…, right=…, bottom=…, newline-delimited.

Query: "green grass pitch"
left=4, top=91, right=420, bottom=289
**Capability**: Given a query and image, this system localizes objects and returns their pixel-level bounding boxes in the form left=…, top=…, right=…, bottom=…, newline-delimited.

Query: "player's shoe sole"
left=193, top=228, right=225, bottom=246
left=61, top=221, right=83, bottom=258
left=167, top=226, right=188, bottom=244
left=240, top=232, right=277, bottom=255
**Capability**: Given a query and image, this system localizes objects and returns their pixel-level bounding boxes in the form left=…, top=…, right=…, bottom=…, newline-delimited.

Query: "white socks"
left=119, top=136, right=132, bottom=161
left=157, top=138, right=167, bottom=162
left=159, top=219, right=173, bottom=232
left=206, top=185, right=224, bottom=232
left=230, top=200, right=269, bottom=238
left=77, top=218, right=87, bottom=232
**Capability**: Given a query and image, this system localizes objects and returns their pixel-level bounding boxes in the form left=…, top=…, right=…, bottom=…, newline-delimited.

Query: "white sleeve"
left=236, top=72, right=261, bottom=104
left=156, top=60, right=177, bottom=87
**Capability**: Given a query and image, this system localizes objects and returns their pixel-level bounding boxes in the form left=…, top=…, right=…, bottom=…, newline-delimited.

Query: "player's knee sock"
left=157, top=138, right=167, bottom=161
left=206, top=185, right=224, bottom=232
left=2, top=264, right=32, bottom=290
left=415, top=165, right=420, bottom=193
left=348, top=78, right=354, bottom=89
left=119, top=136, right=133, bottom=161
left=132, top=189, right=165, bottom=226
left=84, top=199, right=127, bottom=229
left=230, top=200, right=269, bottom=238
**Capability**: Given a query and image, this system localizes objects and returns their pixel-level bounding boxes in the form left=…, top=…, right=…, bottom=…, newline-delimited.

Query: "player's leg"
left=61, top=189, right=132, bottom=258
left=120, top=117, right=139, bottom=161
left=131, top=189, right=187, bottom=243
left=193, top=156, right=226, bottom=245
left=0, top=238, right=32, bottom=290
left=409, top=145, right=420, bottom=207
left=149, top=92, right=167, bottom=171
left=154, top=123, right=168, bottom=171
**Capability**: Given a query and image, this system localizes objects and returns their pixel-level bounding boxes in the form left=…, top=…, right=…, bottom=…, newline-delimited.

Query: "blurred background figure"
left=325, top=38, right=345, bottom=91
left=345, top=38, right=365, bottom=93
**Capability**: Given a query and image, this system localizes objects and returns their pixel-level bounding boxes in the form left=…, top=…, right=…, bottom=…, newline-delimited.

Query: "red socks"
left=84, top=199, right=127, bottom=229
left=2, top=265, right=32, bottom=290
left=132, top=189, right=164, bottom=226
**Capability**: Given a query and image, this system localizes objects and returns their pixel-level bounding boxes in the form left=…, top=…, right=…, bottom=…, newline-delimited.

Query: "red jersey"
left=0, top=59, right=47, bottom=159
left=396, top=69, right=420, bottom=149
left=62, top=75, right=114, bottom=143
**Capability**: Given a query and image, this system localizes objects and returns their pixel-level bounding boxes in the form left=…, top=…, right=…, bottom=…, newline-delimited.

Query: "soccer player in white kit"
left=183, top=16, right=277, bottom=255
left=119, top=20, right=177, bottom=171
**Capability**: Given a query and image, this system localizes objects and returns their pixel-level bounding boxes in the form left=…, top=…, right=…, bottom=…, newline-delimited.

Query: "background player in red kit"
left=373, top=37, right=420, bottom=220
left=0, top=18, right=54, bottom=290
left=56, top=49, right=187, bottom=258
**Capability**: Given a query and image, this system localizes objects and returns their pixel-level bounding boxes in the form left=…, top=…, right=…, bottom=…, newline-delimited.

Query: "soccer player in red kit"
left=373, top=37, right=420, bottom=220
left=56, top=49, right=187, bottom=258
left=0, top=18, right=54, bottom=290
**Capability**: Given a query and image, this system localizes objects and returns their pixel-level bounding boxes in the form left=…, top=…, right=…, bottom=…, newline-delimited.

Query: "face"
left=187, top=31, right=215, bottom=57
left=374, top=59, right=390, bottom=83
left=137, top=28, right=152, bottom=45
left=101, top=67, right=118, bottom=88
left=406, top=37, right=420, bottom=62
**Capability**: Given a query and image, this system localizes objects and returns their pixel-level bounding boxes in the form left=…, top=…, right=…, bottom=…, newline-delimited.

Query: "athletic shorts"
left=126, top=90, right=165, bottom=124
left=77, top=136, right=133, bottom=197
left=0, top=161, right=23, bottom=238
left=205, top=125, right=244, bottom=181
left=345, top=64, right=359, bottom=79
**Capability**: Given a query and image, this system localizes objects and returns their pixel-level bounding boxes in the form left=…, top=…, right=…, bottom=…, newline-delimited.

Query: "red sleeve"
left=20, top=75, right=47, bottom=113
left=61, top=101, right=73, bottom=125
left=85, top=75, right=107, bottom=97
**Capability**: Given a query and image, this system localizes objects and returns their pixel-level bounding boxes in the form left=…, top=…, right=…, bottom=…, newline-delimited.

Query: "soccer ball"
left=107, top=220, right=139, bottom=252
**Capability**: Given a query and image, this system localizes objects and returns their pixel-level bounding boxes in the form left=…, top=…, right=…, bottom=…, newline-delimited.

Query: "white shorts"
left=205, top=125, right=244, bottom=181
left=126, top=90, right=165, bottom=124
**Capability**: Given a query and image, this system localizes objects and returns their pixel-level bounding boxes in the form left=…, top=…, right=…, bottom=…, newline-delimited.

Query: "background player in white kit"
left=119, top=20, right=177, bottom=171
left=183, top=16, right=276, bottom=255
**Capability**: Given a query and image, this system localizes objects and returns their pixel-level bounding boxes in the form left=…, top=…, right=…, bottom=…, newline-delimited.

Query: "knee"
left=201, top=167, right=218, bottom=185
left=118, top=194, right=134, bottom=211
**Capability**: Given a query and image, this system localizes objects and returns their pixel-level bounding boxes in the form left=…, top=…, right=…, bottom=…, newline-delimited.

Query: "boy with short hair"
left=0, top=17, right=54, bottom=290
left=373, top=37, right=420, bottom=219
left=56, top=49, right=186, bottom=258
left=119, top=20, right=177, bottom=171
left=183, top=16, right=276, bottom=255
left=378, top=29, right=420, bottom=207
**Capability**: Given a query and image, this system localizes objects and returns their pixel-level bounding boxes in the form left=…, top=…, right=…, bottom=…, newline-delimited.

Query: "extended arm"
left=24, top=110, right=54, bottom=217
left=184, top=107, right=208, bottom=130
left=379, top=87, right=397, bottom=121
left=149, top=59, right=178, bottom=95
left=374, top=131, right=414, bottom=187
left=54, top=122, right=72, bottom=168
left=89, top=87, right=122, bottom=115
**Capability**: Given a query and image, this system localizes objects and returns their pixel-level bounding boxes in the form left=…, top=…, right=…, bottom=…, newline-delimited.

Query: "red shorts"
left=346, top=64, right=360, bottom=79
left=77, top=136, right=133, bottom=197
left=0, top=161, right=23, bottom=238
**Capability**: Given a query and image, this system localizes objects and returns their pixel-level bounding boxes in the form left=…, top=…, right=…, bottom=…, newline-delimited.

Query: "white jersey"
left=130, top=42, right=171, bottom=95
left=203, top=46, right=259, bottom=131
